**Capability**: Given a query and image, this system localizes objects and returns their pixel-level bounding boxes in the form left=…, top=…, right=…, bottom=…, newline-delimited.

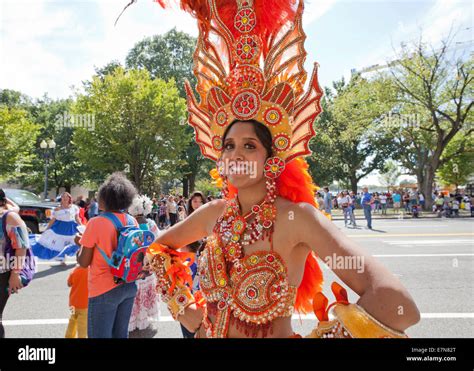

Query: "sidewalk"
left=328, top=208, right=472, bottom=221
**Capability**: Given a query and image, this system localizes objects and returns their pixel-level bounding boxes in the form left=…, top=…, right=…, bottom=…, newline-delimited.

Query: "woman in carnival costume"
left=128, top=195, right=161, bottom=333
left=145, top=0, right=420, bottom=338
left=32, top=192, right=84, bottom=263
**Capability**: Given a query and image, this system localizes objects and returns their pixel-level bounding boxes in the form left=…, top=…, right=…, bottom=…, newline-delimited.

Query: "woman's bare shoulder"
left=205, top=199, right=226, bottom=216
left=276, top=197, right=318, bottom=217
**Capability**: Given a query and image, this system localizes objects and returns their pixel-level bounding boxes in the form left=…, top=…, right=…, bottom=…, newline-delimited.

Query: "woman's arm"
left=77, top=246, right=93, bottom=268
left=294, top=202, right=420, bottom=332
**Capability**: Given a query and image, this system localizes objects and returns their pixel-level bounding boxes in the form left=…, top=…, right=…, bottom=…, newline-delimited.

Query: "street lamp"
left=40, top=139, right=56, bottom=200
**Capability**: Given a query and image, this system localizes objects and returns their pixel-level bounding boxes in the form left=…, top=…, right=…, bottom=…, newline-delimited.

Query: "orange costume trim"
left=152, top=0, right=325, bottom=337
left=308, top=282, right=408, bottom=338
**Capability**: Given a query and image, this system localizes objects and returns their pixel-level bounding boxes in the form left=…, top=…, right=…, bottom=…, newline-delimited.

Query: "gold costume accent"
left=307, top=282, right=408, bottom=339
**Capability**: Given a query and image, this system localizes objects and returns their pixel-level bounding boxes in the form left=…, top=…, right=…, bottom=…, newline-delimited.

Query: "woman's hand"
left=293, top=202, right=421, bottom=332
left=8, top=272, right=23, bottom=295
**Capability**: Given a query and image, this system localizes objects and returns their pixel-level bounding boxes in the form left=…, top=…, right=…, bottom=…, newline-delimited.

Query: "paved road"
left=3, top=217, right=473, bottom=338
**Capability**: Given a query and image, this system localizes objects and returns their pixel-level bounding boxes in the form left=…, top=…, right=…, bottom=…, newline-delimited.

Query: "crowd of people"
left=1, top=179, right=472, bottom=339
left=317, top=187, right=473, bottom=230
left=318, top=188, right=473, bottom=216
left=0, top=177, right=217, bottom=339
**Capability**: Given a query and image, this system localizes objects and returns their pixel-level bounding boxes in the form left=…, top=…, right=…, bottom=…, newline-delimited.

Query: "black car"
left=3, top=189, right=58, bottom=233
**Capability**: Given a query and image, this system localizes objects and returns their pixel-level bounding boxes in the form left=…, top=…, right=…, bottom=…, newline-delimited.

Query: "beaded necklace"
left=213, top=179, right=277, bottom=265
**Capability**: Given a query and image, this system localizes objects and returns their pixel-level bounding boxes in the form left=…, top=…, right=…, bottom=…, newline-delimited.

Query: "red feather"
left=155, top=0, right=298, bottom=42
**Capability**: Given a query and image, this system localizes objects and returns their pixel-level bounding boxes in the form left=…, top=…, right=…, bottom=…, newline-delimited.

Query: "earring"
left=264, top=157, right=286, bottom=179
left=222, top=175, right=229, bottom=199
left=265, top=177, right=277, bottom=203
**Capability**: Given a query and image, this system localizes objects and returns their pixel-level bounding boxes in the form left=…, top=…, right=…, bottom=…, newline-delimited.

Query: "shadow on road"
left=34, top=264, right=75, bottom=280
left=367, top=228, right=387, bottom=233
left=129, top=326, right=159, bottom=339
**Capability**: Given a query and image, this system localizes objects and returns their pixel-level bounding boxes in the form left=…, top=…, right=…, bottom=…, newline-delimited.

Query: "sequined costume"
left=146, top=0, right=409, bottom=339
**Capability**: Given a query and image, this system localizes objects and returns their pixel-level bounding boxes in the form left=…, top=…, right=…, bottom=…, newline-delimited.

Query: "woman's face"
left=191, top=196, right=203, bottom=211
left=221, top=122, right=268, bottom=189
left=61, top=193, right=72, bottom=207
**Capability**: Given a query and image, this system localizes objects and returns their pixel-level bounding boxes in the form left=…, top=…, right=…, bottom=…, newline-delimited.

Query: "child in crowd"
left=65, top=252, right=88, bottom=338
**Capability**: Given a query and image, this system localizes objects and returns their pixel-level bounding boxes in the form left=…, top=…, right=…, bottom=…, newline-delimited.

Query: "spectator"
left=338, top=191, right=357, bottom=228
left=65, top=253, right=89, bottom=338
left=127, top=195, right=160, bottom=333
left=323, top=187, right=332, bottom=215
left=392, top=191, right=402, bottom=214
left=0, top=189, right=31, bottom=338
left=452, top=198, right=460, bottom=217
left=419, top=192, right=425, bottom=210
left=380, top=193, right=387, bottom=215
left=403, top=192, right=410, bottom=212
left=167, top=196, right=178, bottom=226
left=77, top=172, right=138, bottom=338
left=361, top=187, right=374, bottom=229
left=158, top=200, right=168, bottom=229
left=373, top=193, right=380, bottom=214
left=88, top=195, right=99, bottom=219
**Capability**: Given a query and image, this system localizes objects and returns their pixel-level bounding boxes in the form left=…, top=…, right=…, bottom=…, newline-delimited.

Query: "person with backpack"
left=0, top=189, right=34, bottom=338
left=76, top=173, right=140, bottom=338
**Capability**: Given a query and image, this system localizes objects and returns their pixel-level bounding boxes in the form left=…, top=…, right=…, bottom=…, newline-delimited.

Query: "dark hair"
left=187, top=191, right=207, bottom=215
left=98, top=172, right=137, bottom=212
left=222, top=119, right=273, bottom=159
left=0, top=189, right=6, bottom=207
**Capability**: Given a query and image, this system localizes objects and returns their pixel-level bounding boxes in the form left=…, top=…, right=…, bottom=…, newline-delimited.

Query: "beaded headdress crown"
left=157, top=0, right=323, bottom=170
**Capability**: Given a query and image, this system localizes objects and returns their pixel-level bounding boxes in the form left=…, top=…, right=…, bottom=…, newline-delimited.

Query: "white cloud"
left=304, top=0, right=338, bottom=26
left=0, top=0, right=199, bottom=99
left=0, top=1, right=76, bottom=98
left=353, top=0, right=473, bottom=74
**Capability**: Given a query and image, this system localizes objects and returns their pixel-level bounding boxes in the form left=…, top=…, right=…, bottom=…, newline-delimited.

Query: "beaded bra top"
left=197, top=207, right=297, bottom=338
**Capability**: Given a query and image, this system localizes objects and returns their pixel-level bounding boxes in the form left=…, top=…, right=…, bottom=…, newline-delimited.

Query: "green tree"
left=73, top=67, right=190, bottom=192
left=309, top=76, right=398, bottom=193
left=436, top=130, right=474, bottom=188
left=0, top=89, right=32, bottom=109
left=378, top=160, right=402, bottom=191
left=308, top=88, right=341, bottom=188
left=125, top=28, right=196, bottom=98
left=387, top=32, right=473, bottom=209
left=126, top=28, right=204, bottom=197
left=0, top=106, right=40, bottom=179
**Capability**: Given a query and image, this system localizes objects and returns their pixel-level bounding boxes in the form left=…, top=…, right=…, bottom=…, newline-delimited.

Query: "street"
left=3, top=217, right=473, bottom=338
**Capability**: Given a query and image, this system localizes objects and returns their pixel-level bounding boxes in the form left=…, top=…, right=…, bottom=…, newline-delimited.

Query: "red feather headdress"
left=156, top=0, right=324, bottom=313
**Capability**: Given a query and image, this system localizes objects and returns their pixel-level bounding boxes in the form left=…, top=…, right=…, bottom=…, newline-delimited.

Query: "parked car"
left=3, top=189, right=58, bottom=233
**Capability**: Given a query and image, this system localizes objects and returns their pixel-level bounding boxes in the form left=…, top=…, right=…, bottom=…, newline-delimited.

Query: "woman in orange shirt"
left=77, top=173, right=139, bottom=338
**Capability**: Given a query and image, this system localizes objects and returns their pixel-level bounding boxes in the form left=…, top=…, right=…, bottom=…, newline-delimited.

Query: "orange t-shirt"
left=67, top=266, right=89, bottom=309
left=80, top=213, right=138, bottom=298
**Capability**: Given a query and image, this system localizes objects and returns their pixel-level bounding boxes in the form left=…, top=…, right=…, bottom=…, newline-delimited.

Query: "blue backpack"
left=97, top=212, right=155, bottom=284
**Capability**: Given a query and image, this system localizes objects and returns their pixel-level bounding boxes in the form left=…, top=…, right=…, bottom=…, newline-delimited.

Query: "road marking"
left=383, top=240, right=474, bottom=245
left=348, top=233, right=474, bottom=238
left=373, top=253, right=474, bottom=257
left=375, top=225, right=449, bottom=228
left=4, top=313, right=474, bottom=326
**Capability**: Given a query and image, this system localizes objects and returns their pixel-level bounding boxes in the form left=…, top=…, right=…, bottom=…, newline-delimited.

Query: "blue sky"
left=1, top=0, right=471, bottom=99
left=0, top=0, right=472, bottom=185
